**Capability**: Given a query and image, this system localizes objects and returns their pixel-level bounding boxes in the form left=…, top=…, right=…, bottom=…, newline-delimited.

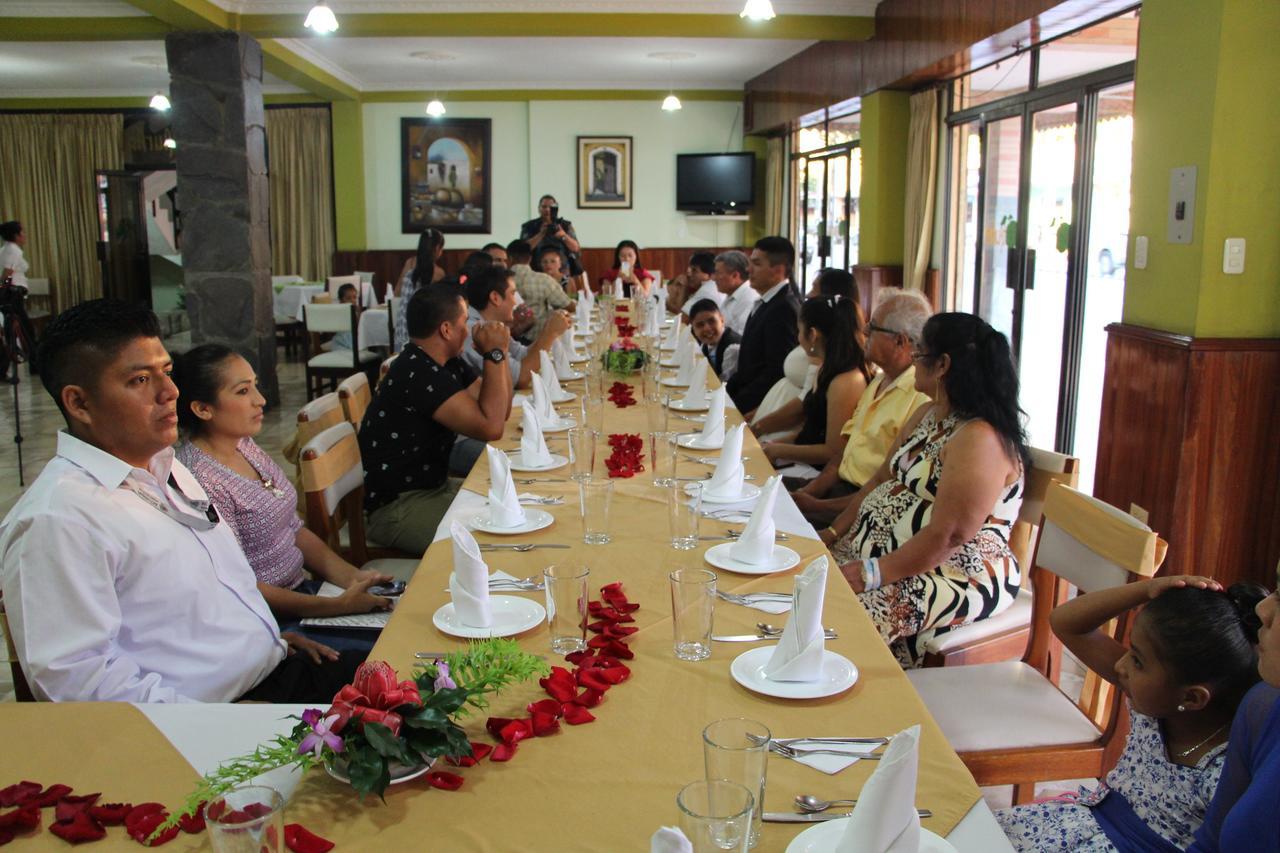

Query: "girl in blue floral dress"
left=997, top=575, right=1266, bottom=851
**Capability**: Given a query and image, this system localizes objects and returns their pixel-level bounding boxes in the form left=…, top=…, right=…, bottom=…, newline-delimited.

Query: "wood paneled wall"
left=1094, top=324, right=1280, bottom=589
left=745, top=0, right=1136, bottom=133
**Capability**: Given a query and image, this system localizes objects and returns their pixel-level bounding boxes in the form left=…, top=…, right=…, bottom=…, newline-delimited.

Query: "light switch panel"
left=1168, top=166, right=1197, bottom=244
left=1134, top=236, right=1149, bottom=269
left=1224, top=238, right=1246, bottom=274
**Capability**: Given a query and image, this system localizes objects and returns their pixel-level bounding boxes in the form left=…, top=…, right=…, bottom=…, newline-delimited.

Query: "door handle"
left=1005, top=247, right=1020, bottom=290
left=1024, top=248, right=1036, bottom=290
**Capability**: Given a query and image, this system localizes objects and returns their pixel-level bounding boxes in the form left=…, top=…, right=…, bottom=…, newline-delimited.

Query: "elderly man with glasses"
left=791, top=288, right=934, bottom=526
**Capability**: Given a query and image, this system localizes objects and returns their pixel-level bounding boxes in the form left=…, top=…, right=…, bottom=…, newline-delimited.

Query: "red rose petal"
left=0, top=829, right=12, bottom=846
left=604, top=624, right=638, bottom=638
left=485, top=717, right=516, bottom=739
left=242, top=803, right=273, bottom=820
left=498, top=719, right=534, bottom=745
left=604, top=639, right=635, bottom=660
left=126, top=810, right=177, bottom=846
left=577, top=669, right=613, bottom=692
left=284, top=823, right=335, bottom=853
left=598, top=665, right=631, bottom=684
left=426, top=772, right=464, bottom=792
left=561, top=704, right=597, bottom=725
left=564, top=649, right=593, bottom=665
left=526, top=698, right=563, bottom=718
left=0, top=806, right=40, bottom=832
left=54, top=796, right=98, bottom=824
left=587, top=601, right=606, bottom=615
left=0, top=783, right=42, bottom=809
left=177, top=803, right=205, bottom=834
left=88, top=803, right=132, bottom=826
left=587, top=635, right=610, bottom=650
left=205, top=800, right=227, bottom=822
left=31, top=784, right=73, bottom=808
left=49, top=811, right=105, bottom=844
left=470, top=742, right=494, bottom=761
left=573, top=687, right=605, bottom=708
left=586, top=621, right=608, bottom=634
left=491, top=742, right=518, bottom=762
left=530, top=711, right=561, bottom=737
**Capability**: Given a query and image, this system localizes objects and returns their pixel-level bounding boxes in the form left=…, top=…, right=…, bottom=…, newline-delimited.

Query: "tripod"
left=0, top=282, right=33, bottom=487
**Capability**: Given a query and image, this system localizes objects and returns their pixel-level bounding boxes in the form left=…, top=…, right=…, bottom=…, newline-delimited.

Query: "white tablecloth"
left=273, top=284, right=325, bottom=321
left=358, top=307, right=390, bottom=349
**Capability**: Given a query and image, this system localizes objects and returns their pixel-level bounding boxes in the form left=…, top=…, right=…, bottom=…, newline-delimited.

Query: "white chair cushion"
left=922, top=587, right=1032, bottom=654
left=362, top=558, right=420, bottom=583
left=308, top=350, right=379, bottom=368
left=906, top=661, right=1101, bottom=751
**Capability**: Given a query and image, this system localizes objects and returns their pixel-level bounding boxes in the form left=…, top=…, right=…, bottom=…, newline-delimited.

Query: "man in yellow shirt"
left=792, top=289, right=933, bottom=525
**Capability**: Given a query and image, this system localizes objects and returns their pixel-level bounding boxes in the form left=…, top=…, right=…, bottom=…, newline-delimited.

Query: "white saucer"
left=569, top=354, right=589, bottom=364
left=786, top=820, right=955, bottom=853
left=550, top=391, right=577, bottom=404
left=705, top=542, right=801, bottom=575
left=668, top=398, right=711, bottom=413
left=326, top=758, right=435, bottom=786
left=677, top=434, right=722, bottom=450
left=432, top=595, right=547, bottom=639
left=730, top=646, right=858, bottom=700
left=537, top=417, right=576, bottom=434
left=506, top=451, right=568, bottom=472
left=701, top=482, right=762, bottom=504
left=661, top=376, right=690, bottom=388
left=557, top=371, right=585, bottom=382
left=467, top=507, right=555, bottom=535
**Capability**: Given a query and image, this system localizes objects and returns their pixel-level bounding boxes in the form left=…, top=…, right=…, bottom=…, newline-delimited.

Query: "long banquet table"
left=3, top=331, right=1012, bottom=852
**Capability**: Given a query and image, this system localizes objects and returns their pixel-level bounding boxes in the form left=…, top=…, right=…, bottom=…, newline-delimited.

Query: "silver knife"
left=712, top=632, right=837, bottom=642
left=478, top=544, right=572, bottom=550
left=763, top=810, right=932, bottom=823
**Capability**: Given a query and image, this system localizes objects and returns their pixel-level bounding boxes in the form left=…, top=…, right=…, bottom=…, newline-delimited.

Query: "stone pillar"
left=165, top=31, right=279, bottom=405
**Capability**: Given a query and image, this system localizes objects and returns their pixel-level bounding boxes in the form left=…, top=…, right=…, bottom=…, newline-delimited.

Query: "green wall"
left=858, top=91, right=909, bottom=267
left=330, top=100, right=367, bottom=251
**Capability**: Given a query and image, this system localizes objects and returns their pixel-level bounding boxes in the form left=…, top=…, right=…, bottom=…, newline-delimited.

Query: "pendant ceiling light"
left=149, top=91, right=171, bottom=111
left=650, top=51, right=694, bottom=113
left=162, top=134, right=177, bottom=150
left=740, top=0, right=777, bottom=21
left=661, top=94, right=683, bottom=112
left=412, top=51, right=454, bottom=119
left=425, top=99, right=446, bottom=117
left=304, top=1, right=339, bottom=34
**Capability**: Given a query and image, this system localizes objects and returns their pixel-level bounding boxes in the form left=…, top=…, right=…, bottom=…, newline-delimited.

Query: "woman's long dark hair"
left=611, top=239, right=642, bottom=270
left=800, top=295, right=871, bottom=397
left=411, top=227, right=445, bottom=287
left=172, top=343, right=237, bottom=437
left=921, top=312, right=1028, bottom=469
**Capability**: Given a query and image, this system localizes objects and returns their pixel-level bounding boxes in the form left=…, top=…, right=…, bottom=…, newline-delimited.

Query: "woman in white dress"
left=0, top=220, right=38, bottom=378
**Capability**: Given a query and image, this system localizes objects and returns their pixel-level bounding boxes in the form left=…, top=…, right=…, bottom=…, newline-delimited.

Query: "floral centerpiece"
left=154, top=640, right=547, bottom=836
left=602, top=338, right=646, bottom=375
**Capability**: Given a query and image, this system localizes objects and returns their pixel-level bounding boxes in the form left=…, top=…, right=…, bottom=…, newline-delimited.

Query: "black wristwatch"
left=482, top=349, right=506, bottom=364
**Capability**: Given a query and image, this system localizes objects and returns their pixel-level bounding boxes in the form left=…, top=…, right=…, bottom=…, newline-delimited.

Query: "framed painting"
left=401, top=117, right=491, bottom=233
left=577, top=135, right=633, bottom=209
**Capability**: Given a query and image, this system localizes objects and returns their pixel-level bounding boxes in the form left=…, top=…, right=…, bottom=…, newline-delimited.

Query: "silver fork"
left=699, top=530, right=790, bottom=542
left=770, top=742, right=881, bottom=760
left=514, top=478, right=568, bottom=485
left=717, top=590, right=792, bottom=605
left=478, top=543, right=570, bottom=552
left=681, top=453, right=750, bottom=465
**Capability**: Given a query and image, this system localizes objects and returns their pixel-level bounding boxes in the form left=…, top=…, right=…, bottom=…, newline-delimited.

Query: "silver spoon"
left=758, top=622, right=835, bottom=636
left=795, top=795, right=932, bottom=818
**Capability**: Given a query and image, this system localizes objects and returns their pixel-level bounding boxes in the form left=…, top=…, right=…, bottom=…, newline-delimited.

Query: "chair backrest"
left=354, top=271, right=375, bottom=285
left=299, top=421, right=370, bottom=562
left=1008, top=447, right=1080, bottom=570
left=337, top=372, right=372, bottom=429
left=272, top=275, right=304, bottom=287
left=327, top=274, right=362, bottom=300
left=388, top=296, right=402, bottom=345
left=24, top=277, right=50, bottom=297
left=379, top=353, right=398, bottom=387
left=304, top=302, right=356, bottom=335
left=288, top=392, right=343, bottom=463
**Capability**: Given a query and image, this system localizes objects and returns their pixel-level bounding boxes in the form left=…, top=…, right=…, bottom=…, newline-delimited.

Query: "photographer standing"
left=521, top=194, right=582, bottom=277
left=0, top=220, right=37, bottom=379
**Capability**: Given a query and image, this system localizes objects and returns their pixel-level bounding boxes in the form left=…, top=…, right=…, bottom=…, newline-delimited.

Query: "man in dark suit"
left=725, top=236, right=801, bottom=413
left=689, top=298, right=741, bottom=379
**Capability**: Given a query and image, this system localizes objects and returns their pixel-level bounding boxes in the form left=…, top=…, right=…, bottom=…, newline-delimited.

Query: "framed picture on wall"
left=401, top=117, right=491, bottom=233
left=577, top=136, right=633, bottom=209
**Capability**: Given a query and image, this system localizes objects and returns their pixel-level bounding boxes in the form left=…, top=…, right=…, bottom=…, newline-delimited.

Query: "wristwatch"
left=482, top=349, right=506, bottom=364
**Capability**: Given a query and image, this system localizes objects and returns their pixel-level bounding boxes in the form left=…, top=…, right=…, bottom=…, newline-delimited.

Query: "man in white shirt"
left=678, top=252, right=724, bottom=316
left=0, top=299, right=359, bottom=703
left=714, top=249, right=759, bottom=335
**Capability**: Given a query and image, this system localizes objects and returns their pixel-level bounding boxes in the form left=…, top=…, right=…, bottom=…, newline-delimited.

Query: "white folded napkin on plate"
left=673, top=336, right=697, bottom=385
left=519, top=405, right=553, bottom=468
left=485, top=445, right=527, bottom=528
left=645, top=304, right=661, bottom=337
left=530, top=372, right=567, bottom=429
left=538, top=350, right=568, bottom=401
left=662, top=314, right=683, bottom=349
left=448, top=520, right=493, bottom=627
left=679, top=358, right=710, bottom=408
left=552, top=335, right=575, bottom=380
left=650, top=826, right=693, bottom=853
left=762, top=555, right=828, bottom=681
left=703, top=423, right=746, bottom=501
left=613, top=278, right=625, bottom=300
left=837, top=726, right=924, bottom=852
left=689, top=386, right=726, bottom=448
left=565, top=325, right=583, bottom=359
left=728, top=474, right=781, bottom=564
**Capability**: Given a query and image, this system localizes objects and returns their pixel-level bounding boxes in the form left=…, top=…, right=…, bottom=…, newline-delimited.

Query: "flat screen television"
left=676, top=152, right=755, bottom=214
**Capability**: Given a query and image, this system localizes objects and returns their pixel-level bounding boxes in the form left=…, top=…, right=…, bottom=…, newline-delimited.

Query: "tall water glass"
left=580, top=391, right=605, bottom=434
left=669, top=481, right=702, bottom=550
left=543, top=564, right=589, bottom=654
left=578, top=477, right=613, bottom=544
left=206, top=785, right=284, bottom=853
left=645, top=388, right=669, bottom=434
left=676, top=780, right=753, bottom=853
left=703, top=719, right=770, bottom=848
left=649, top=430, right=678, bottom=486
left=669, top=567, right=715, bottom=661
left=568, top=427, right=597, bottom=482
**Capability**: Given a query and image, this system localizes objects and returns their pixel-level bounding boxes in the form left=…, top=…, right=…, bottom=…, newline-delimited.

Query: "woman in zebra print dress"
left=819, top=313, right=1028, bottom=668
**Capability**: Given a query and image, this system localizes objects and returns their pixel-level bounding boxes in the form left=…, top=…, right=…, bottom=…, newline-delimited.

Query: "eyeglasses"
left=911, top=350, right=937, bottom=362
left=867, top=323, right=902, bottom=337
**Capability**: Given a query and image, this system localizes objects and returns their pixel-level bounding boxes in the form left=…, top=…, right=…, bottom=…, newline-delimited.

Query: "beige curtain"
left=0, top=113, right=124, bottom=311
left=903, top=89, right=939, bottom=291
left=764, top=135, right=786, bottom=236
left=265, top=107, right=335, bottom=281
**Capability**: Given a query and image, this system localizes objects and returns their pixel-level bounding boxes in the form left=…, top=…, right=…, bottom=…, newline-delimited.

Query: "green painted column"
left=741, top=133, right=768, bottom=245
left=858, top=90, right=909, bottom=267
left=1124, top=0, right=1280, bottom=337
left=330, top=100, right=367, bottom=252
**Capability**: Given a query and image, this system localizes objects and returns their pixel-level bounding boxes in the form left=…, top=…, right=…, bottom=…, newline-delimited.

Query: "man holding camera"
left=520, top=194, right=582, bottom=277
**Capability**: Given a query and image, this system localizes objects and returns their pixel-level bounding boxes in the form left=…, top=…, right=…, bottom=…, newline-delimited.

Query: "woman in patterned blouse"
left=819, top=313, right=1028, bottom=667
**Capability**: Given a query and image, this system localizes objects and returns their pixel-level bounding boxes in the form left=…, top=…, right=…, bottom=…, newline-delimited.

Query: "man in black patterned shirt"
left=360, top=287, right=511, bottom=555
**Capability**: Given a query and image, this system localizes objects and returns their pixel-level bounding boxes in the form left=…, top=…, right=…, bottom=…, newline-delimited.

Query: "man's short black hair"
left=337, top=282, right=357, bottom=301
left=481, top=242, right=505, bottom=253
left=465, top=265, right=514, bottom=312
left=688, top=298, right=723, bottom=321
left=506, top=239, right=532, bottom=263
left=0, top=221, right=22, bottom=242
left=754, top=236, right=796, bottom=272
left=689, top=252, right=716, bottom=275
left=406, top=286, right=466, bottom=339
left=38, top=299, right=163, bottom=420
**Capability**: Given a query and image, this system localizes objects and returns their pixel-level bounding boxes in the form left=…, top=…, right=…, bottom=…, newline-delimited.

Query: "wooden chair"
left=1, top=593, right=36, bottom=701
left=387, top=296, right=402, bottom=349
left=303, top=303, right=379, bottom=399
left=326, top=274, right=361, bottom=301
left=378, top=354, right=398, bottom=388
left=906, top=483, right=1167, bottom=804
left=337, top=372, right=372, bottom=431
left=919, top=447, right=1080, bottom=667
left=299, top=422, right=419, bottom=581
left=353, top=271, right=378, bottom=307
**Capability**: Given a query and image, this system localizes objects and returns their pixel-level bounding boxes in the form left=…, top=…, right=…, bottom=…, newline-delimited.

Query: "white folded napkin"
left=552, top=336, right=575, bottom=380
left=613, top=278, right=625, bottom=299
left=519, top=405, right=553, bottom=468
left=762, top=555, right=828, bottom=681
left=837, top=726, right=924, bottom=852
left=662, top=314, right=683, bottom=350
left=650, top=827, right=693, bottom=853
left=776, top=737, right=884, bottom=775
left=728, top=474, right=781, bottom=565
left=689, top=386, right=726, bottom=448
left=531, top=371, right=567, bottom=429
left=538, top=350, right=568, bottom=401
left=565, top=325, right=583, bottom=359
left=703, top=423, right=747, bottom=501
left=673, top=336, right=697, bottom=386
left=644, top=303, right=661, bottom=337
left=679, top=358, right=710, bottom=408
left=448, top=520, right=493, bottom=628
left=485, top=445, right=527, bottom=529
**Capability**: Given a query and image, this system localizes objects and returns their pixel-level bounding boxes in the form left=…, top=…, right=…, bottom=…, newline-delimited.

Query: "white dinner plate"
left=432, top=595, right=547, bottom=639
left=569, top=354, right=589, bottom=364
left=326, top=758, right=436, bottom=786
left=532, top=417, right=576, bottom=434
left=701, top=482, right=762, bottom=504
left=550, top=391, right=577, bottom=404
left=466, top=507, right=555, bottom=535
left=506, top=451, right=568, bottom=472
left=785, top=820, right=955, bottom=853
left=661, top=376, right=691, bottom=388
left=668, top=398, right=711, bottom=413
left=677, top=433, right=720, bottom=450
left=730, top=646, right=858, bottom=700
left=704, top=542, right=801, bottom=575
left=557, top=370, right=585, bottom=382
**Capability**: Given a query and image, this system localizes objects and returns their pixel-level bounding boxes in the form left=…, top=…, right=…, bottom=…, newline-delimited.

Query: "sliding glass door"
left=794, top=143, right=860, bottom=288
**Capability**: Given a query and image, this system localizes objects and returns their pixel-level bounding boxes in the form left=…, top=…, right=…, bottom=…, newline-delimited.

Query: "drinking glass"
left=543, top=564, right=590, bottom=654
left=649, top=430, right=678, bottom=487
left=669, top=481, right=702, bottom=550
left=676, top=780, right=754, bottom=853
left=568, top=426, right=597, bottom=482
left=578, top=477, right=613, bottom=544
left=669, top=567, right=715, bottom=661
left=645, top=388, right=669, bottom=434
left=206, top=785, right=284, bottom=853
left=703, top=719, right=770, bottom=848
left=580, top=391, right=605, bottom=434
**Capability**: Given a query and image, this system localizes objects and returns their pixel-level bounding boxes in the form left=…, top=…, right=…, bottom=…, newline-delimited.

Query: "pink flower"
left=297, top=711, right=344, bottom=758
